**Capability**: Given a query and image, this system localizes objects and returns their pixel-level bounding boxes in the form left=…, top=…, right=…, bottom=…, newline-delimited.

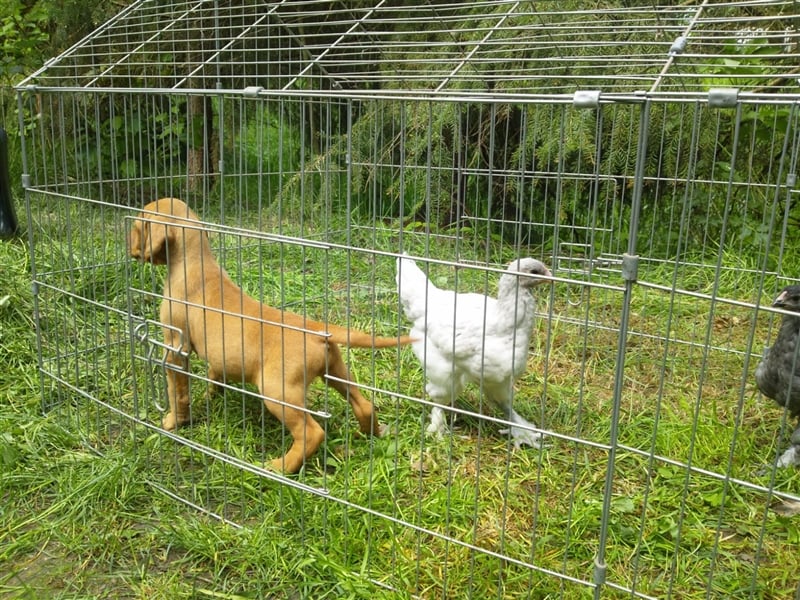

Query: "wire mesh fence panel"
left=14, top=1, right=800, bottom=598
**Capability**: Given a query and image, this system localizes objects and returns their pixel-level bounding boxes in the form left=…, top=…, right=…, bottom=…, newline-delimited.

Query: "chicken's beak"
left=773, top=290, right=788, bottom=308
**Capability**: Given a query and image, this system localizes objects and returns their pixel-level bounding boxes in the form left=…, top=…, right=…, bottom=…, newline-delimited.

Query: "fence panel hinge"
left=669, top=35, right=687, bottom=55
left=621, top=253, right=639, bottom=282
left=593, top=557, right=607, bottom=587
left=573, top=90, right=601, bottom=109
left=708, top=88, right=739, bottom=108
left=243, top=85, right=263, bottom=97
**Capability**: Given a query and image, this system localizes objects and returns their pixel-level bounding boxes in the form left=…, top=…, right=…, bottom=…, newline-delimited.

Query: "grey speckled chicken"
left=755, top=284, right=800, bottom=467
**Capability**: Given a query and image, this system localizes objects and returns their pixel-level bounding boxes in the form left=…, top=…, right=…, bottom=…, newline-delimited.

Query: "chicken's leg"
left=424, top=377, right=463, bottom=438
left=499, top=408, right=543, bottom=449
left=485, top=382, right=543, bottom=449
left=426, top=406, right=448, bottom=438
left=777, top=425, right=800, bottom=467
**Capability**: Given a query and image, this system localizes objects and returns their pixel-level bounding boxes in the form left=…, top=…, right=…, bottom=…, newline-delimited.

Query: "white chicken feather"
left=396, top=254, right=551, bottom=448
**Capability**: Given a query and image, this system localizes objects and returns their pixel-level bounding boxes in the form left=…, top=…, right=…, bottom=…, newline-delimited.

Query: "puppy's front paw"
left=161, top=413, right=178, bottom=431
left=268, top=457, right=286, bottom=473
left=161, top=412, right=188, bottom=431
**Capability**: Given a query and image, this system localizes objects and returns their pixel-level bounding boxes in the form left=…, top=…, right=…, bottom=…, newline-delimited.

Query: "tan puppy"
left=128, top=198, right=412, bottom=473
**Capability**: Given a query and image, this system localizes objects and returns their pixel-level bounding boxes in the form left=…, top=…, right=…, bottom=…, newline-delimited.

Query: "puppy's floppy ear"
left=129, top=216, right=171, bottom=265
left=142, top=218, right=171, bottom=265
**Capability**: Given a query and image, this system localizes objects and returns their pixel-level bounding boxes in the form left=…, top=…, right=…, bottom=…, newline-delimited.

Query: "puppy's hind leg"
left=325, top=344, right=384, bottom=437
left=259, top=375, right=325, bottom=474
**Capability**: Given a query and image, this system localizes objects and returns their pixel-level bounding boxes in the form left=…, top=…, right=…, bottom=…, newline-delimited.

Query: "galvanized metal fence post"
left=593, top=98, right=649, bottom=600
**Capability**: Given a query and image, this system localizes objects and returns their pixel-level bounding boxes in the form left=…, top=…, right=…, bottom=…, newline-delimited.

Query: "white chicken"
left=396, top=254, right=552, bottom=448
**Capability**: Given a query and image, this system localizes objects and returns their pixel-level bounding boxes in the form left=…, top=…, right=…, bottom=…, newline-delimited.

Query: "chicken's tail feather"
left=396, top=254, right=437, bottom=321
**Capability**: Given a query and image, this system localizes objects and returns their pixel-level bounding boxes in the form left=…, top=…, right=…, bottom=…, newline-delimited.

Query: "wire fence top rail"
left=17, top=0, right=800, bottom=97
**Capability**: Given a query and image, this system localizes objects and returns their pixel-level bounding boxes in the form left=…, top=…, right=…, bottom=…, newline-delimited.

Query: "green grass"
left=2, top=195, right=800, bottom=599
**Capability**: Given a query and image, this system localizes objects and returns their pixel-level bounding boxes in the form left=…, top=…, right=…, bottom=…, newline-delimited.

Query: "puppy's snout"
left=127, top=223, right=142, bottom=260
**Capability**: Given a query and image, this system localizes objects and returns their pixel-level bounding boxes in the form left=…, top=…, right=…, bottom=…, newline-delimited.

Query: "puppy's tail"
left=324, top=324, right=415, bottom=348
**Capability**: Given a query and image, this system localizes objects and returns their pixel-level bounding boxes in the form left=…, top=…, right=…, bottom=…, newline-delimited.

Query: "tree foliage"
left=329, top=1, right=800, bottom=258
left=3, top=1, right=799, bottom=260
